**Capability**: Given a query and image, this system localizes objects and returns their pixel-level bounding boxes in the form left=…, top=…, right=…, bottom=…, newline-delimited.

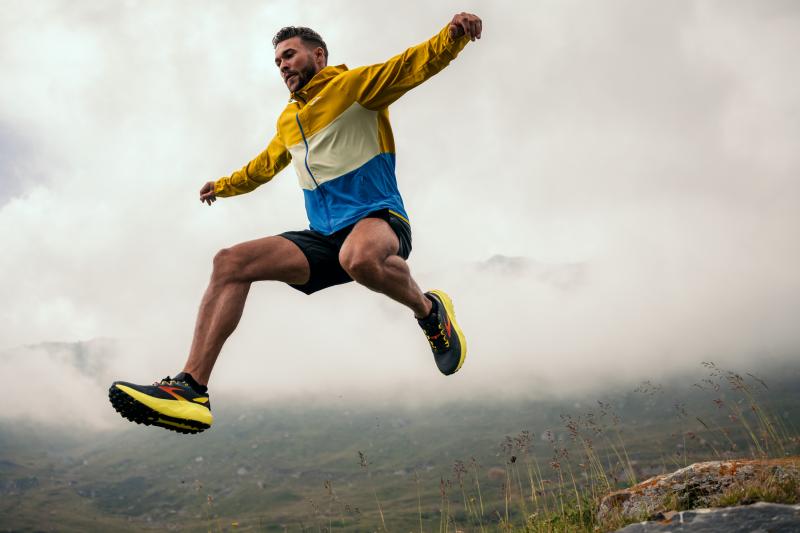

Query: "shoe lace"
left=155, top=375, right=182, bottom=386
left=421, top=320, right=451, bottom=352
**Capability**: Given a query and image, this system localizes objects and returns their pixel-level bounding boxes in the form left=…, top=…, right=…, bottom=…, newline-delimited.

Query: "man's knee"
left=340, top=249, right=382, bottom=284
left=212, top=247, right=241, bottom=282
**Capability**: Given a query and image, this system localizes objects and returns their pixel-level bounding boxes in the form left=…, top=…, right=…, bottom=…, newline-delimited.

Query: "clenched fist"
left=449, top=12, right=482, bottom=41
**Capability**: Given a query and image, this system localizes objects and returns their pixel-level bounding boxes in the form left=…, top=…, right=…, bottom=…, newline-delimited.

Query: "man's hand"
left=449, top=12, right=482, bottom=41
left=200, top=181, right=217, bottom=206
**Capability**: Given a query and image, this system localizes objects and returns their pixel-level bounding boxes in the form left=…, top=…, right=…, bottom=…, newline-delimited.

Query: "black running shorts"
left=279, top=209, right=412, bottom=295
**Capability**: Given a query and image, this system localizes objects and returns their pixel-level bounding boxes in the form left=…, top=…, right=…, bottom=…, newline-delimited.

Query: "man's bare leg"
left=339, top=216, right=467, bottom=376
left=109, top=219, right=463, bottom=435
left=183, top=236, right=310, bottom=385
left=338, top=217, right=432, bottom=318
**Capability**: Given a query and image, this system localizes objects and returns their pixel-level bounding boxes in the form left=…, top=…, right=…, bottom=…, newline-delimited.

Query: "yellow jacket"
left=214, top=25, right=470, bottom=235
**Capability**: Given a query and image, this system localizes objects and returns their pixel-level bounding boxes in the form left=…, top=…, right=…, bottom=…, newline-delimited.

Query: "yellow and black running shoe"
left=418, top=289, right=467, bottom=375
left=108, top=372, right=213, bottom=434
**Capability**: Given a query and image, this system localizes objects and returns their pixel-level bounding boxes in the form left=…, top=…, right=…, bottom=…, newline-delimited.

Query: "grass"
left=713, top=470, right=799, bottom=507
left=287, top=362, right=800, bottom=532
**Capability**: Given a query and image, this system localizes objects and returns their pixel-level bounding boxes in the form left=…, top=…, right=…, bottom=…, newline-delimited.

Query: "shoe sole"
left=109, top=385, right=211, bottom=435
left=429, top=289, right=468, bottom=374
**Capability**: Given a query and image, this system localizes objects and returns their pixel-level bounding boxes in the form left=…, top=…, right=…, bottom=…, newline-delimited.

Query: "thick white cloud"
left=1, top=0, right=798, bottom=414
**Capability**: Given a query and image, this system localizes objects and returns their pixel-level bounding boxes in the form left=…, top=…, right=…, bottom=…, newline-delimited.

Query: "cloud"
left=1, top=0, right=798, bottom=415
left=0, top=340, right=120, bottom=429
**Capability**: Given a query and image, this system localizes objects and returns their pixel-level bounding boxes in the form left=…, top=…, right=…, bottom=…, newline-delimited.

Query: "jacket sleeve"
left=213, top=134, right=291, bottom=197
left=352, top=25, right=470, bottom=111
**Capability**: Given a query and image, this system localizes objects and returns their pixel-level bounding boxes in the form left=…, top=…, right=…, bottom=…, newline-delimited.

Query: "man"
left=109, top=12, right=482, bottom=434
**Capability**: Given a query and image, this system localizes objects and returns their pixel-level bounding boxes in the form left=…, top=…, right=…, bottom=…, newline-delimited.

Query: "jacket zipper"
left=295, top=113, right=332, bottom=233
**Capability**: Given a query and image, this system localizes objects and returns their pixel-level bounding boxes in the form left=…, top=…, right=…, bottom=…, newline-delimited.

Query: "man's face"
left=274, top=37, right=321, bottom=93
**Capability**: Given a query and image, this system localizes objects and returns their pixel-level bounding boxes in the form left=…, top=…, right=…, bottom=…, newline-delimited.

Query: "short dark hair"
left=272, top=26, right=328, bottom=60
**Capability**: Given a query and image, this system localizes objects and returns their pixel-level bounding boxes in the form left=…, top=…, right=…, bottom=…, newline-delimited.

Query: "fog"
left=1, top=1, right=799, bottom=426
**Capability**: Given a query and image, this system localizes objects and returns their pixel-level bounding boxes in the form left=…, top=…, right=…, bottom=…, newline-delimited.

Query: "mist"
left=1, top=1, right=799, bottom=426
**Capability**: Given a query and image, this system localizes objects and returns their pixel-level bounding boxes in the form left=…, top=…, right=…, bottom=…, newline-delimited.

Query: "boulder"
left=598, top=458, right=799, bottom=522
left=614, top=502, right=800, bottom=532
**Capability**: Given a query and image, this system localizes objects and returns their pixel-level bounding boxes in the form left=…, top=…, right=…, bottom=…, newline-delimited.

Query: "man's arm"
left=200, top=134, right=291, bottom=205
left=351, top=12, right=482, bottom=111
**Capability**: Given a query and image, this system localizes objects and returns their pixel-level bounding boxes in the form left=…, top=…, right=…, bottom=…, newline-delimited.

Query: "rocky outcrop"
left=614, top=502, right=800, bottom=532
left=598, top=458, right=800, bottom=522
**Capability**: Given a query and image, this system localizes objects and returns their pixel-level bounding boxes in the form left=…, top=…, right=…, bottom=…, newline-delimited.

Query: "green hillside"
left=2, top=362, right=799, bottom=532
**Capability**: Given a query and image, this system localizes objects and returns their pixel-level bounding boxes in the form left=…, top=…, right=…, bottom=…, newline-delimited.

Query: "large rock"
left=598, top=458, right=799, bottom=522
left=613, top=502, right=800, bottom=532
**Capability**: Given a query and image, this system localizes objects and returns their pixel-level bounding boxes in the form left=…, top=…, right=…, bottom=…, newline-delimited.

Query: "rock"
left=597, top=458, right=800, bottom=522
left=613, top=502, right=800, bottom=532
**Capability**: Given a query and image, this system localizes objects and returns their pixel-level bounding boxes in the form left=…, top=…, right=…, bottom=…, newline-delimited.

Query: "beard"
left=291, top=61, right=320, bottom=92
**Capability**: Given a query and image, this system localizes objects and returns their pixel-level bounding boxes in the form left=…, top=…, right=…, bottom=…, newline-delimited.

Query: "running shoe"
left=109, top=372, right=213, bottom=434
left=418, top=289, right=467, bottom=375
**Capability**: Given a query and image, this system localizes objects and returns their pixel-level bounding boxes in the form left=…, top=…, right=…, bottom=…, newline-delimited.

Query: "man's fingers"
left=469, top=17, right=481, bottom=39
left=461, top=21, right=470, bottom=40
left=200, top=181, right=217, bottom=205
left=451, top=13, right=482, bottom=41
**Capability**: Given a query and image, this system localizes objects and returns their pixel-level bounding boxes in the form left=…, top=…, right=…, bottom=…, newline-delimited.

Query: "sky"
left=1, top=1, right=799, bottom=425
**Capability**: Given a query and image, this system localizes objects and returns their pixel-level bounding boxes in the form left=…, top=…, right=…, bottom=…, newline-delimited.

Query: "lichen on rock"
left=597, top=457, right=800, bottom=522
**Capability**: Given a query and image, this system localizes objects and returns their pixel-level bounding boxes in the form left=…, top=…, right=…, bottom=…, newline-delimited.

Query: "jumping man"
left=109, top=12, right=483, bottom=434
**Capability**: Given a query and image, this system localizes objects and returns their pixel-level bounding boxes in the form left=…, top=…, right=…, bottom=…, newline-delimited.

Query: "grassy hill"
left=2, top=361, right=799, bottom=532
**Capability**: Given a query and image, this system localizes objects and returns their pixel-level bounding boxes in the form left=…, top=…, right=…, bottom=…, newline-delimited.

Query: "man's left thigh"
left=339, top=210, right=413, bottom=266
